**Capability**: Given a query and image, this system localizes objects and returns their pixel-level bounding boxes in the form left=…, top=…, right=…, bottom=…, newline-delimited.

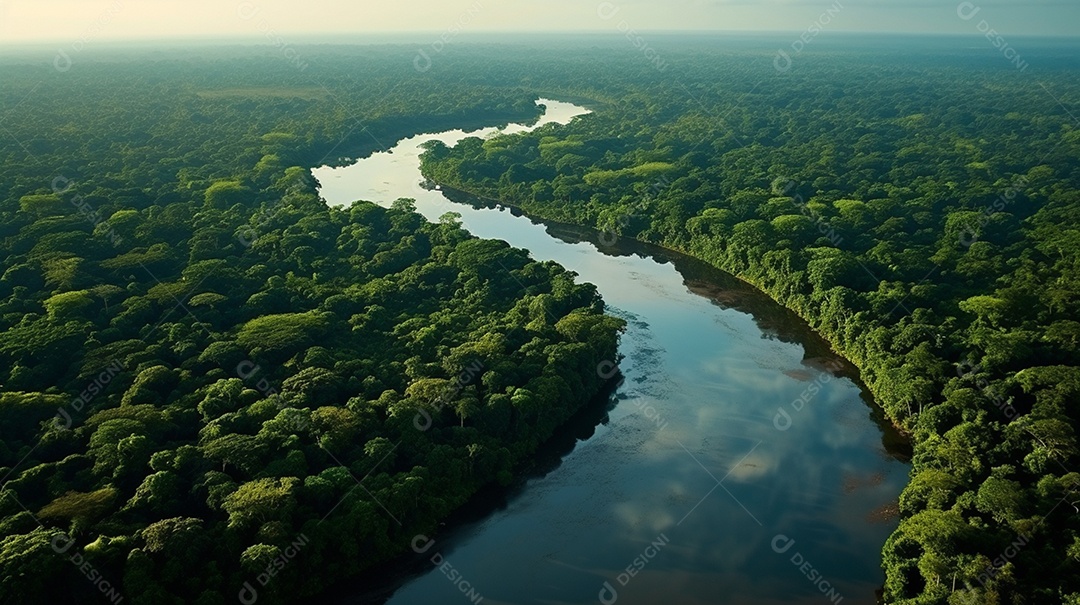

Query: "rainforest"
left=0, top=29, right=1078, bottom=605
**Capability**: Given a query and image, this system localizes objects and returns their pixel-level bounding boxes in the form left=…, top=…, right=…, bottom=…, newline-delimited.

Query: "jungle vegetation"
left=1, top=35, right=1079, bottom=604
left=419, top=37, right=1080, bottom=604
left=0, top=46, right=623, bottom=604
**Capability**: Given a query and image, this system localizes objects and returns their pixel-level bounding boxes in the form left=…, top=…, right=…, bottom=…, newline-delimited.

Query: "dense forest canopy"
left=0, top=35, right=1078, bottom=604
left=417, top=37, right=1080, bottom=604
left=0, top=45, right=624, bottom=604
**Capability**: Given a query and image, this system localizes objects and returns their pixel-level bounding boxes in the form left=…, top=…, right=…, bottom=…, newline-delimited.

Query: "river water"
left=312, top=99, right=909, bottom=605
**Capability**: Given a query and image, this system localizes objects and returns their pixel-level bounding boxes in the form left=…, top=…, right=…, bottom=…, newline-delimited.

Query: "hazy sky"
left=0, top=0, right=1077, bottom=44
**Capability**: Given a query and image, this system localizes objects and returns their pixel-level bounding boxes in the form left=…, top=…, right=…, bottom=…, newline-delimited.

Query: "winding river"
left=313, top=99, right=909, bottom=605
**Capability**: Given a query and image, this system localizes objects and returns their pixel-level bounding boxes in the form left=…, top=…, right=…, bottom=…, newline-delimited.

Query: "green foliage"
left=419, top=40, right=1080, bottom=605
left=236, top=312, right=328, bottom=354
left=224, top=478, right=299, bottom=530
left=38, top=488, right=119, bottom=525
left=0, top=46, right=621, bottom=604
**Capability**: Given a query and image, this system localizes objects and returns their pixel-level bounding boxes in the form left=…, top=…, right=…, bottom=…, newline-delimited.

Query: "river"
left=312, top=99, right=909, bottom=605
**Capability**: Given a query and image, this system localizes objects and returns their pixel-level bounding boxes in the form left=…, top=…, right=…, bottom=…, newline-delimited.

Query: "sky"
left=0, top=0, right=1077, bottom=45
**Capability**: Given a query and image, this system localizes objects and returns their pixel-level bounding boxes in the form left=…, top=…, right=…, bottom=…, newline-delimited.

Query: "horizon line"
left=1, top=29, right=1078, bottom=50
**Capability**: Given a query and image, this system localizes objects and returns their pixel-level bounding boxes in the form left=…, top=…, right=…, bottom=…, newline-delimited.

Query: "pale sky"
left=0, top=0, right=1076, bottom=44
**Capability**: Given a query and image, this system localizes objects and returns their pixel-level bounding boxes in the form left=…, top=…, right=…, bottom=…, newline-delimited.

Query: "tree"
left=976, top=475, right=1026, bottom=524
left=959, top=295, right=1010, bottom=328
left=38, top=488, right=119, bottom=527
left=0, top=529, right=69, bottom=602
left=236, top=312, right=328, bottom=355
left=125, top=471, right=184, bottom=513
left=223, top=477, right=299, bottom=531
left=42, top=290, right=94, bottom=320
left=88, top=418, right=146, bottom=475
left=203, top=181, right=249, bottom=210
left=203, top=434, right=268, bottom=475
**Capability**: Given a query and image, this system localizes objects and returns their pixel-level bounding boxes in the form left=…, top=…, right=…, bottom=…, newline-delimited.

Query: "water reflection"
left=313, top=99, right=909, bottom=605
